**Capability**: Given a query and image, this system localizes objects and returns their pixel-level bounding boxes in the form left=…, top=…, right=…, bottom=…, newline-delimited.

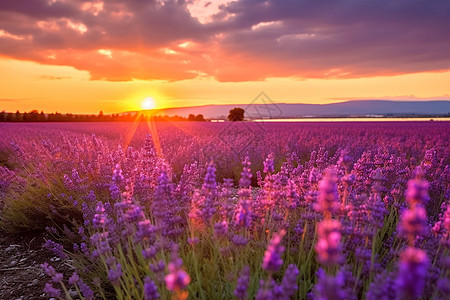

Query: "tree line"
left=0, top=110, right=208, bottom=122
left=0, top=107, right=247, bottom=122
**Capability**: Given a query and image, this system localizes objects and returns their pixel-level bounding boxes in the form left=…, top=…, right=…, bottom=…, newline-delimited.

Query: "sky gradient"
left=1, top=0, right=449, bottom=114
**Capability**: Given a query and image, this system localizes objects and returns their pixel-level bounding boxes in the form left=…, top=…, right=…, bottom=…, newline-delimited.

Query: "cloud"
left=38, top=75, right=71, bottom=80
left=0, top=98, right=21, bottom=102
left=0, top=0, right=449, bottom=82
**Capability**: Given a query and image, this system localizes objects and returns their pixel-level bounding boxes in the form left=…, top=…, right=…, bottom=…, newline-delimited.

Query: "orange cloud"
left=0, top=0, right=449, bottom=82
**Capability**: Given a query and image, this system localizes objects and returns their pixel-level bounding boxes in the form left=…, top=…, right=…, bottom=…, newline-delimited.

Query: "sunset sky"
left=1, top=0, right=449, bottom=114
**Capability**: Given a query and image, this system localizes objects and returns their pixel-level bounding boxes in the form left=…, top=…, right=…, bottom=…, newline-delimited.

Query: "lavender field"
left=0, top=121, right=449, bottom=299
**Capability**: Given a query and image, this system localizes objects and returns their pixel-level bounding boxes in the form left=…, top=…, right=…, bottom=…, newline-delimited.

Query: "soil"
left=0, top=231, right=72, bottom=300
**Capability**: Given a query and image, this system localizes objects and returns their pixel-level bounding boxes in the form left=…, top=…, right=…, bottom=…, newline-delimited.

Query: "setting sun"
left=142, top=97, right=156, bottom=110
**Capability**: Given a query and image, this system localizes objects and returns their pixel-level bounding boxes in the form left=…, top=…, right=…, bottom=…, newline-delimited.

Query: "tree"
left=39, top=111, right=46, bottom=121
left=188, top=114, right=196, bottom=121
left=98, top=110, right=104, bottom=121
left=195, top=114, right=206, bottom=121
left=228, top=107, right=245, bottom=121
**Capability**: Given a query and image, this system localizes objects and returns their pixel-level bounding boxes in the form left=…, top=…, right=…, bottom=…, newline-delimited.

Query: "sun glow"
left=142, top=97, right=156, bottom=110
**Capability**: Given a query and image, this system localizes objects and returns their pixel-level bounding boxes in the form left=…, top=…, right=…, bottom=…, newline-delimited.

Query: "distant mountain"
left=132, top=100, right=450, bottom=119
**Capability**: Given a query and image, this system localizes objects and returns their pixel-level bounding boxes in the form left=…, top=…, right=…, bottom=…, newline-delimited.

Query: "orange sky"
left=0, top=0, right=449, bottom=114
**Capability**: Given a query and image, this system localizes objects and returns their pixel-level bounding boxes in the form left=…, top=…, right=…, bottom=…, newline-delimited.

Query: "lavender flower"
left=68, top=272, right=80, bottom=285
left=214, top=220, right=229, bottom=236
left=43, top=282, right=61, bottom=298
left=235, top=198, right=252, bottom=228
left=144, top=276, right=160, bottom=300
left=366, top=271, right=397, bottom=300
left=262, top=230, right=286, bottom=272
left=201, top=162, right=217, bottom=223
left=150, top=260, right=166, bottom=283
left=396, top=247, right=429, bottom=299
left=405, top=175, right=430, bottom=207
left=92, top=201, right=106, bottom=228
left=78, top=280, right=95, bottom=300
left=40, top=262, right=64, bottom=283
left=315, top=219, right=342, bottom=266
left=399, top=205, right=427, bottom=240
left=231, top=235, right=249, bottom=246
left=314, top=168, right=339, bottom=215
left=255, top=279, right=273, bottom=300
left=279, top=264, right=300, bottom=300
left=43, top=239, right=68, bottom=259
left=112, top=164, right=124, bottom=185
left=234, top=266, right=250, bottom=300
left=108, top=263, right=123, bottom=286
left=142, top=246, right=158, bottom=260
left=240, top=157, right=252, bottom=188
left=312, top=268, right=346, bottom=300
left=263, top=153, right=275, bottom=174
left=165, top=253, right=190, bottom=292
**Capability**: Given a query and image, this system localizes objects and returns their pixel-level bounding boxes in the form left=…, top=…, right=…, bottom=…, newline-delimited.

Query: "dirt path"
left=0, top=231, right=69, bottom=299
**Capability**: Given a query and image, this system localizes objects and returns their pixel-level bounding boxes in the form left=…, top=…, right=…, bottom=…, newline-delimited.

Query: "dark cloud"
left=0, top=0, right=449, bottom=81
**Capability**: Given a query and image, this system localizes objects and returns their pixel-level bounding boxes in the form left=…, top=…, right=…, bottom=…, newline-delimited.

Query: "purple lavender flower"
left=234, top=266, right=250, bottom=300
left=200, top=162, right=217, bottom=223
left=368, top=193, right=387, bottom=228
left=263, top=153, right=275, bottom=174
left=314, top=167, right=340, bottom=215
left=405, top=176, right=430, bottom=207
left=150, top=260, right=166, bottom=283
left=144, top=276, right=160, bottom=300
left=366, top=271, right=397, bottom=300
left=108, top=263, right=123, bottom=286
left=309, top=167, right=320, bottom=185
left=90, top=232, right=111, bottom=255
left=80, top=242, right=90, bottom=256
left=43, top=239, right=68, bottom=259
left=338, top=150, right=352, bottom=168
left=203, top=162, right=217, bottom=191
left=112, top=164, right=124, bottom=185
left=187, top=237, right=199, bottom=245
left=240, top=157, right=252, bottom=188
left=92, top=201, right=106, bottom=228
left=262, top=230, right=286, bottom=272
left=142, top=246, right=158, bottom=260
left=255, top=279, right=273, bottom=300
left=231, top=235, right=249, bottom=246
left=437, top=278, right=450, bottom=297
left=152, top=164, right=173, bottom=223
left=312, top=268, right=346, bottom=300
left=399, top=205, right=427, bottom=240
left=40, top=262, right=58, bottom=277
left=235, top=199, right=252, bottom=228
left=135, top=219, right=156, bottom=243
left=165, top=261, right=190, bottom=291
left=396, top=247, right=428, bottom=299
left=78, top=279, right=95, bottom=300
left=315, top=219, right=342, bottom=266
left=51, top=272, right=63, bottom=283
left=214, top=220, right=229, bottom=236
left=279, top=264, right=299, bottom=300
left=442, top=205, right=450, bottom=247
left=68, top=272, right=80, bottom=285
left=43, top=282, right=61, bottom=298
left=109, top=183, right=121, bottom=201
